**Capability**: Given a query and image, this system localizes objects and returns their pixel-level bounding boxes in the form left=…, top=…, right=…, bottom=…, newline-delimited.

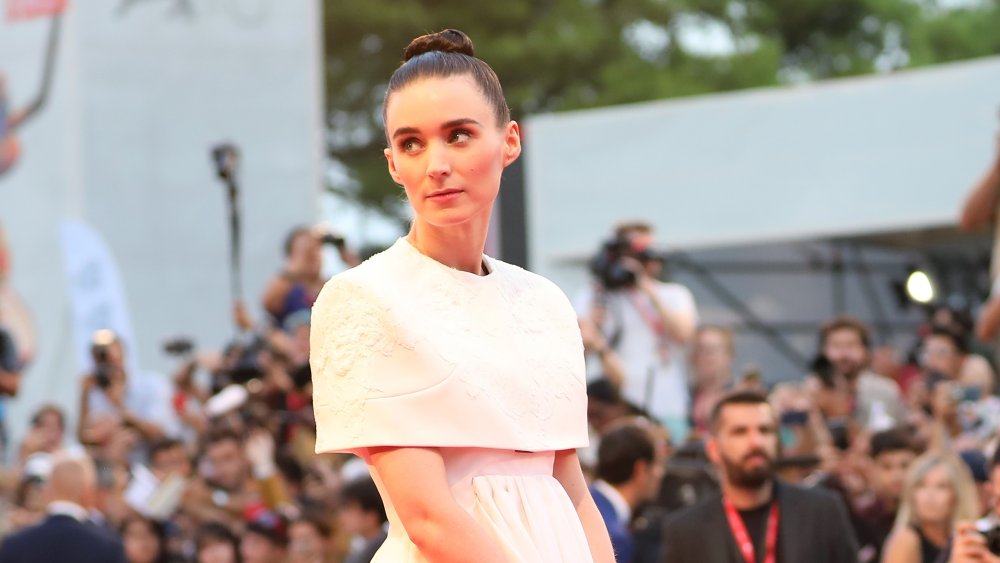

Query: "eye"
left=449, top=129, right=472, bottom=144
left=399, top=138, right=422, bottom=153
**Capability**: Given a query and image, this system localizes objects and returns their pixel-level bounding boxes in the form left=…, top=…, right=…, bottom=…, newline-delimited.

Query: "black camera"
left=163, top=337, right=195, bottom=357
left=976, top=520, right=1000, bottom=555
left=90, top=329, right=118, bottom=390
left=589, top=235, right=656, bottom=290
left=223, top=336, right=267, bottom=386
left=313, top=226, right=345, bottom=249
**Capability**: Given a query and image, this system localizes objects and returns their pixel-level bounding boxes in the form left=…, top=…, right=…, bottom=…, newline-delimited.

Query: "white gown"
left=310, top=238, right=594, bottom=562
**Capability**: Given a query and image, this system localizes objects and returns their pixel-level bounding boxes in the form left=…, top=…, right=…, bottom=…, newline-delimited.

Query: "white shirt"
left=592, top=479, right=631, bottom=523
left=576, top=281, right=698, bottom=436
left=86, top=372, right=180, bottom=437
left=47, top=500, right=90, bottom=522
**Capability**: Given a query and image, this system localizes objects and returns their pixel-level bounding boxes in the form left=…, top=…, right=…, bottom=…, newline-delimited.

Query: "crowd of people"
left=0, top=59, right=997, bottom=563
left=0, top=226, right=384, bottom=562
left=0, top=214, right=998, bottom=562
left=574, top=203, right=1000, bottom=562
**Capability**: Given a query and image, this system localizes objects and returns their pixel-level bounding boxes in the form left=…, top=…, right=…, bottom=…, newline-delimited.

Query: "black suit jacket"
left=661, top=481, right=859, bottom=563
left=0, top=514, right=127, bottom=563
left=345, top=528, right=388, bottom=563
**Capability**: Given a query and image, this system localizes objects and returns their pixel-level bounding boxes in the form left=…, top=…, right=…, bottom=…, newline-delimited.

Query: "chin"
left=418, top=205, right=489, bottom=228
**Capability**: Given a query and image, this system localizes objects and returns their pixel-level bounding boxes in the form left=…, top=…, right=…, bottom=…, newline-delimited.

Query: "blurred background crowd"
left=3, top=1, right=1000, bottom=562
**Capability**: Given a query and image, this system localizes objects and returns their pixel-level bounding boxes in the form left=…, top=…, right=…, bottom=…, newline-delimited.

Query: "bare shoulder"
left=882, top=526, right=920, bottom=563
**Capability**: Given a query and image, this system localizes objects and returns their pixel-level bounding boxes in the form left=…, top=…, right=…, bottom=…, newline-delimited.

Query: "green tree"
left=324, top=0, right=1000, bottom=221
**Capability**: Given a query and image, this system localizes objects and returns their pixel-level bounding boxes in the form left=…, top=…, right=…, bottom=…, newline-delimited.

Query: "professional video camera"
left=588, top=234, right=658, bottom=290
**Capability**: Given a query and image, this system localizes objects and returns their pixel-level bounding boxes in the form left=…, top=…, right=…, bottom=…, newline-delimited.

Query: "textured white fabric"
left=310, top=237, right=593, bottom=562
left=311, top=237, right=589, bottom=455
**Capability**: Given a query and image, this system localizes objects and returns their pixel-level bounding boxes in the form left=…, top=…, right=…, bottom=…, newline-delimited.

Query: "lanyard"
left=722, top=497, right=780, bottom=563
left=627, top=290, right=666, bottom=338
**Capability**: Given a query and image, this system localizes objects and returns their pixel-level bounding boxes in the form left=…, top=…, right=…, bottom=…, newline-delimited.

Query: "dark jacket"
left=346, top=528, right=389, bottom=563
left=591, top=483, right=635, bottom=563
left=661, top=481, right=859, bottom=563
left=0, top=514, right=127, bottom=563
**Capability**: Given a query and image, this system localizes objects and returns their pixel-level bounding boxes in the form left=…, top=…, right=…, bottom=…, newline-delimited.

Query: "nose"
left=747, top=428, right=768, bottom=450
left=425, top=141, right=452, bottom=180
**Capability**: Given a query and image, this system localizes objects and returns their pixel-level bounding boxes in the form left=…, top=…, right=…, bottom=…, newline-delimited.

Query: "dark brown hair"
left=383, top=29, right=510, bottom=136
left=709, top=389, right=772, bottom=434
left=30, top=404, right=65, bottom=431
left=596, top=423, right=655, bottom=485
left=870, top=427, right=918, bottom=459
left=927, top=322, right=970, bottom=356
left=819, top=315, right=871, bottom=350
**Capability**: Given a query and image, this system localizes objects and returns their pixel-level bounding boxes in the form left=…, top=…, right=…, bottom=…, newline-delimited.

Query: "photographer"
left=77, top=330, right=175, bottom=447
left=578, top=222, right=698, bottom=444
left=261, top=225, right=358, bottom=329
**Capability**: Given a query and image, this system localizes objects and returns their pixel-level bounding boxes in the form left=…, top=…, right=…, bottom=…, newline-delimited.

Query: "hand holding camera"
left=950, top=521, right=1000, bottom=562
left=311, top=225, right=346, bottom=249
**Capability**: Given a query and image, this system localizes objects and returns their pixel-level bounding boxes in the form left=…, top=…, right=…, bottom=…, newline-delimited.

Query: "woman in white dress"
left=310, top=29, right=615, bottom=562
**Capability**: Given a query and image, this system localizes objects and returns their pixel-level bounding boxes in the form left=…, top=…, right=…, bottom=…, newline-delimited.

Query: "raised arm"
left=959, top=135, right=1000, bottom=232
left=639, top=277, right=696, bottom=344
left=977, top=296, right=1000, bottom=342
left=552, top=449, right=616, bottom=563
left=369, top=446, right=508, bottom=563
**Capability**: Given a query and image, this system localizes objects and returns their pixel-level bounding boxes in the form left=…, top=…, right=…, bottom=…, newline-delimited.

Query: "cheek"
left=461, top=145, right=504, bottom=184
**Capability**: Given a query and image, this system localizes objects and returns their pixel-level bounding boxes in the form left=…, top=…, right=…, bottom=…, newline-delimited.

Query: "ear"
left=384, top=147, right=403, bottom=186
left=502, top=121, right=522, bottom=168
left=633, top=458, right=650, bottom=481
left=706, top=437, right=720, bottom=466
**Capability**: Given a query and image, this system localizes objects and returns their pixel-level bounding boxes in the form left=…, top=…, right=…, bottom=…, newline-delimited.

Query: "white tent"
left=525, top=56, right=1000, bottom=291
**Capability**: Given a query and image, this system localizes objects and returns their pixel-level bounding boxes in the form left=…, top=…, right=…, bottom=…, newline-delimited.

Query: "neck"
left=920, top=521, right=950, bottom=546
left=612, top=482, right=641, bottom=511
left=844, top=370, right=862, bottom=388
left=722, top=479, right=773, bottom=510
left=362, top=522, right=384, bottom=541
left=408, top=218, right=490, bottom=275
left=699, top=371, right=731, bottom=392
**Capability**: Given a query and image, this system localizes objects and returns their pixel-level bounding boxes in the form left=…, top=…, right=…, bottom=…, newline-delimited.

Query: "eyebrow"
left=391, top=118, right=482, bottom=140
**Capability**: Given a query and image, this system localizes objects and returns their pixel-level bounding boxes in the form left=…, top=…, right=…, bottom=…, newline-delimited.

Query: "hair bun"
left=403, top=29, right=474, bottom=62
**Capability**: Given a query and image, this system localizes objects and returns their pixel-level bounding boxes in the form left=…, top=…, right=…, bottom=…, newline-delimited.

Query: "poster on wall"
left=0, top=1, right=64, bottom=365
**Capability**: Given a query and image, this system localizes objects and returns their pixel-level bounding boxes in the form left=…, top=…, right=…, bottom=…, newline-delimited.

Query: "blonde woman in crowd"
left=883, top=452, right=981, bottom=563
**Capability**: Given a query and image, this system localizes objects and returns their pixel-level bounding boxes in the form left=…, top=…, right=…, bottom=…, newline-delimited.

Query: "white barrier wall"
left=0, top=0, right=323, bottom=444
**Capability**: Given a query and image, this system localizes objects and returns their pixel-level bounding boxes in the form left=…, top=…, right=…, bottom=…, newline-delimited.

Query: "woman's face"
left=123, top=519, right=161, bottom=563
left=913, top=465, right=957, bottom=526
left=288, top=521, right=323, bottom=563
left=198, top=540, right=237, bottom=563
left=383, top=75, right=520, bottom=229
left=35, top=411, right=64, bottom=450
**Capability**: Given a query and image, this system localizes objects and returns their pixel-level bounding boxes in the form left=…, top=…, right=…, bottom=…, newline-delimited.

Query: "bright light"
left=906, top=270, right=935, bottom=304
